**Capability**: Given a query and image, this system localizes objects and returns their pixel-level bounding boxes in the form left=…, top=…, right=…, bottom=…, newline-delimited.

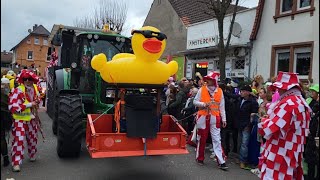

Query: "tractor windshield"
left=78, top=35, right=131, bottom=94
left=82, top=37, right=131, bottom=61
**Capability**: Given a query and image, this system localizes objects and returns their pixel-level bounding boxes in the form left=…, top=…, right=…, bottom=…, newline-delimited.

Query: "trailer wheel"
left=57, top=94, right=84, bottom=158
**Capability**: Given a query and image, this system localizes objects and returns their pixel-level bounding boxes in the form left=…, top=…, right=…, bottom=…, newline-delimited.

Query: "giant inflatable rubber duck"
left=91, top=26, right=178, bottom=84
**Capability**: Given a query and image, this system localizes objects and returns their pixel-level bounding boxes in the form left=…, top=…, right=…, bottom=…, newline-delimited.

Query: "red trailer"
left=86, top=84, right=189, bottom=158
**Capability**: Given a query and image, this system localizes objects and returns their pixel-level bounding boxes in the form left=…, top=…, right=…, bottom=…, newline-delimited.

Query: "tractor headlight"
left=87, top=34, right=93, bottom=39
left=71, top=62, right=77, bottom=68
left=94, top=34, right=99, bottom=40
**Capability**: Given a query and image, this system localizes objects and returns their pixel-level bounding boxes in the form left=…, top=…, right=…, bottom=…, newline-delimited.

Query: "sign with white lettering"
left=187, top=36, right=216, bottom=49
left=227, top=71, right=245, bottom=77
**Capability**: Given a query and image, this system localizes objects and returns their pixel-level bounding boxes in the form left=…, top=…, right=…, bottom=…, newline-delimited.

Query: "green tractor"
left=46, top=24, right=132, bottom=158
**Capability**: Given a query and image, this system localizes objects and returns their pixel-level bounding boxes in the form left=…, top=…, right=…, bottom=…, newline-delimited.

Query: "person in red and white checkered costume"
left=258, top=71, right=312, bottom=180
left=48, top=51, right=58, bottom=68
left=44, top=51, right=58, bottom=78
left=8, top=70, right=40, bottom=172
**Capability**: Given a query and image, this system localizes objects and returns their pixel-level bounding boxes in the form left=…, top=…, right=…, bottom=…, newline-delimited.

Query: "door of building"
left=194, top=62, right=208, bottom=78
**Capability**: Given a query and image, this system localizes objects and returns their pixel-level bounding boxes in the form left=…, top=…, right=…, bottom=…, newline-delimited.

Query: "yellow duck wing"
left=91, top=53, right=108, bottom=72
left=112, top=53, right=135, bottom=61
left=167, top=61, right=178, bottom=76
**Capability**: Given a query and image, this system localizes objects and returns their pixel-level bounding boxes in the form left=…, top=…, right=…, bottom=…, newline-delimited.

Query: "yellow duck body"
left=91, top=26, right=178, bottom=84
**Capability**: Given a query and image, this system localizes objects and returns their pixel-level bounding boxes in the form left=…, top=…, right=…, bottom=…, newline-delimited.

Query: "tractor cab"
left=67, top=32, right=131, bottom=94
left=47, top=25, right=131, bottom=117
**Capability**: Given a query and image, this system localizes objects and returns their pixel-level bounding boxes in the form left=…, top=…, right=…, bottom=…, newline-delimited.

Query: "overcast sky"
left=1, top=0, right=258, bottom=52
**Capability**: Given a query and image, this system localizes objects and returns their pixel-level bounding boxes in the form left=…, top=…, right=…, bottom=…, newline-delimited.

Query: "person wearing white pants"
left=193, top=71, right=228, bottom=170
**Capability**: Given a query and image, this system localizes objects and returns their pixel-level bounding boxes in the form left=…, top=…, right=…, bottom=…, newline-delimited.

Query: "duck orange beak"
left=143, top=39, right=162, bottom=53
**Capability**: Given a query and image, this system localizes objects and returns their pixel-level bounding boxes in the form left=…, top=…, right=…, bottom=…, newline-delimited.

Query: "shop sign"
left=187, top=36, right=216, bottom=49
left=227, top=71, right=245, bottom=77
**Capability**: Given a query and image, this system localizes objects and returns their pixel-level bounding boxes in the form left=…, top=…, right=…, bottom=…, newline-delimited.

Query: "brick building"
left=10, top=24, right=51, bottom=77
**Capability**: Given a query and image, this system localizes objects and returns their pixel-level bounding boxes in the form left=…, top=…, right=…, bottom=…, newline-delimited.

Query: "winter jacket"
left=224, top=92, right=241, bottom=128
left=1, top=91, right=12, bottom=131
left=237, top=96, right=259, bottom=130
left=305, top=101, right=319, bottom=165
left=223, top=91, right=239, bottom=129
left=168, top=88, right=188, bottom=119
left=182, top=97, right=197, bottom=120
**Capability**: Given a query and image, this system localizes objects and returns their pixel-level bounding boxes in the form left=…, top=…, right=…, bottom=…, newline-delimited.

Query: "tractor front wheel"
left=56, top=94, right=84, bottom=158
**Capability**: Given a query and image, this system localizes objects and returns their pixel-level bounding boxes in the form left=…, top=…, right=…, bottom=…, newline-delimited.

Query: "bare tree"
left=74, top=0, right=128, bottom=33
left=199, top=0, right=240, bottom=80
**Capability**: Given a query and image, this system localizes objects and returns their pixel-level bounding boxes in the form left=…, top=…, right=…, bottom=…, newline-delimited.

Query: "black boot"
left=3, top=155, right=9, bottom=167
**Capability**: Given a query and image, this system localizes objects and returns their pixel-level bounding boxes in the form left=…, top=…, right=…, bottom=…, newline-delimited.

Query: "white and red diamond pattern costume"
left=8, top=70, right=40, bottom=168
left=258, top=72, right=312, bottom=180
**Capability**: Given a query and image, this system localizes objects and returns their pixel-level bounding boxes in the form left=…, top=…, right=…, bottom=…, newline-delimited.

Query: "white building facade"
left=250, top=0, right=319, bottom=83
left=183, top=8, right=256, bottom=81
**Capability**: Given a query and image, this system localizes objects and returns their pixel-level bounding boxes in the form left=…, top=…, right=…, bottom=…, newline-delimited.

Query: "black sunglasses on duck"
left=131, top=30, right=167, bottom=41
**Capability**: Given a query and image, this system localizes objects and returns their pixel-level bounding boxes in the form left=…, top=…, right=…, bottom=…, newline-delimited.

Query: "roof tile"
left=168, top=0, right=248, bottom=25
left=31, top=25, right=50, bottom=36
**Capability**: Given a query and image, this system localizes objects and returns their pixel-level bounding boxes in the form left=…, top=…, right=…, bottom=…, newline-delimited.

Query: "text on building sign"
left=188, top=36, right=215, bottom=47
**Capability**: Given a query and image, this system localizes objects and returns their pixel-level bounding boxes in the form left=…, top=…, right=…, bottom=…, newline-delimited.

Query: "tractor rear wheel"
left=56, top=94, right=84, bottom=158
left=52, top=97, right=58, bottom=135
left=52, top=80, right=59, bottom=135
left=52, top=117, right=58, bottom=135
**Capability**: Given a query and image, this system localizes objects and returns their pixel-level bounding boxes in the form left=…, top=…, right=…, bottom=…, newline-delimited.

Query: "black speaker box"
left=125, top=95, right=157, bottom=138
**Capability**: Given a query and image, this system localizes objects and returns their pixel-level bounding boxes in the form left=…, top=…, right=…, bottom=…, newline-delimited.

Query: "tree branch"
left=225, top=0, right=239, bottom=50
left=73, top=0, right=127, bottom=33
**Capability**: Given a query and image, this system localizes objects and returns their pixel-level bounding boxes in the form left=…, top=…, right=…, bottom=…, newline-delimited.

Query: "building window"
left=214, top=60, right=219, bottom=70
left=274, top=0, right=315, bottom=22
left=27, top=51, right=33, bottom=60
left=271, top=42, right=313, bottom=81
left=299, top=0, right=311, bottom=8
left=27, top=39, right=31, bottom=44
left=294, top=47, right=311, bottom=77
left=281, top=0, right=293, bottom=13
left=276, top=50, right=290, bottom=72
left=43, top=38, right=48, bottom=45
left=34, top=37, right=39, bottom=45
left=234, top=59, right=245, bottom=70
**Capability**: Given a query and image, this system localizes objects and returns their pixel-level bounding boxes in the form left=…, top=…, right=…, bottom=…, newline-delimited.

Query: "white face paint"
left=24, top=80, right=33, bottom=87
left=207, top=86, right=216, bottom=92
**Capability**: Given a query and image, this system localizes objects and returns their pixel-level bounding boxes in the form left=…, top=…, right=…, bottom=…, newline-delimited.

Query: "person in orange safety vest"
left=193, top=71, right=228, bottom=170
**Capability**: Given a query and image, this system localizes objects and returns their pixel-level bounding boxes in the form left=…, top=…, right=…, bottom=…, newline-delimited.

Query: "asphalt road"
left=1, top=108, right=259, bottom=180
